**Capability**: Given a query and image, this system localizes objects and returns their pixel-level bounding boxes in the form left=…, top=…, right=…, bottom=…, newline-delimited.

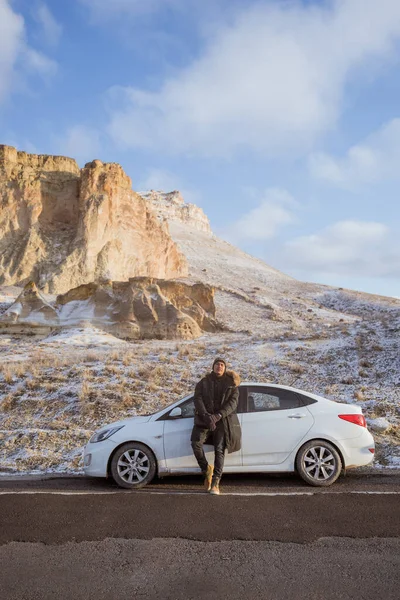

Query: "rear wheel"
left=296, top=440, right=342, bottom=487
left=110, top=442, right=156, bottom=489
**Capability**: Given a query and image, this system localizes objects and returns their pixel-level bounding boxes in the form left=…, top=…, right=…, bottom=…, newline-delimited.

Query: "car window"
left=298, top=393, right=318, bottom=406
left=180, top=397, right=195, bottom=418
left=237, top=386, right=247, bottom=414
left=246, top=387, right=302, bottom=412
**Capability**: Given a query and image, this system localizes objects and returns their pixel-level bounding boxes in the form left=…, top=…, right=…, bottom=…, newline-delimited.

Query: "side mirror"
left=169, top=407, right=182, bottom=419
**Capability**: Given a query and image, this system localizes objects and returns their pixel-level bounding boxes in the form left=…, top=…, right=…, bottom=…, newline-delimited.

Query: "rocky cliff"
left=0, top=146, right=187, bottom=293
left=0, top=278, right=219, bottom=339
left=56, top=277, right=218, bottom=339
left=141, top=190, right=211, bottom=233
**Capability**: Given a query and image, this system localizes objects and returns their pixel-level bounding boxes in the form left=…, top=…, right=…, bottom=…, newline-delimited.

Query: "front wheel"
left=296, top=440, right=342, bottom=487
left=110, top=442, right=156, bottom=489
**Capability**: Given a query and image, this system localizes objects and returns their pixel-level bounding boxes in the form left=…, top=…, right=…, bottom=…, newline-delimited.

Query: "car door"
left=162, top=393, right=244, bottom=471
left=241, top=386, right=314, bottom=465
left=161, top=397, right=199, bottom=470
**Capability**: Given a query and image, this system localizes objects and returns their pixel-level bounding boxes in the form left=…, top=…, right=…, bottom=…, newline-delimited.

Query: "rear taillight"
left=339, top=414, right=367, bottom=427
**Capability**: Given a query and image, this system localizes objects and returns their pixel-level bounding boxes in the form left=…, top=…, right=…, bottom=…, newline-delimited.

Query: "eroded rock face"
left=141, top=190, right=211, bottom=233
left=0, top=281, right=58, bottom=325
left=56, top=278, right=219, bottom=339
left=0, top=146, right=187, bottom=293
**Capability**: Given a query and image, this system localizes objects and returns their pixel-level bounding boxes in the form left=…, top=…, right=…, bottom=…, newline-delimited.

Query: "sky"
left=0, top=0, right=399, bottom=298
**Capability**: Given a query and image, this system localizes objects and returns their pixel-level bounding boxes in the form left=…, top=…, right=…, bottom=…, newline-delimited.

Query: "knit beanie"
left=212, top=357, right=226, bottom=371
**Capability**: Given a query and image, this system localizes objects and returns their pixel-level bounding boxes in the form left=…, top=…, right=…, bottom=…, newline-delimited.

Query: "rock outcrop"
left=141, top=190, right=211, bottom=233
left=0, top=146, right=187, bottom=293
left=0, top=281, right=58, bottom=325
left=56, top=277, right=219, bottom=339
left=0, top=278, right=219, bottom=339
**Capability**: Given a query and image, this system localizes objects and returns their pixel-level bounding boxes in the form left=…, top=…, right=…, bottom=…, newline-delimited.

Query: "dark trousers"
left=191, top=422, right=226, bottom=479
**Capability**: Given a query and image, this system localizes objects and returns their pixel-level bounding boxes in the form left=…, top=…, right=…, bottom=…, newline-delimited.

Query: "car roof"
left=239, top=382, right=327, bottom=402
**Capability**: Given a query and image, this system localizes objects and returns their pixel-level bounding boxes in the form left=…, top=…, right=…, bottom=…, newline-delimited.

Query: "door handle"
left=288, top=413, right=306, bottom=419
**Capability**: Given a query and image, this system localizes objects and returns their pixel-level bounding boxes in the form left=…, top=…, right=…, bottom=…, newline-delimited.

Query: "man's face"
left=213, top=361, right=225, bottom=377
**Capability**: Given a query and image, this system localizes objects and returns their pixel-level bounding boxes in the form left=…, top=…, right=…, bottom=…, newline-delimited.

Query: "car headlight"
left=89, top=426, right=125, bottom=443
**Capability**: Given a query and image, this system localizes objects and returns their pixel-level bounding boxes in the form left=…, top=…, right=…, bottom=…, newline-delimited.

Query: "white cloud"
left=106, top=0, right=400, bottom=158
left=309, top=118, right=400, bottom=188
left=23, top=47, right=57, bottom=76
left=34, top=3, right=62, bottom=47
left=0, top=0, right=57, bottom=104
left=222, top=188, right=296, bottom=243
left=284, top=220, right=400, bottom=278
left=57, top=125, right=101, bottom=165
left=0, top=0, right=24, bottom=102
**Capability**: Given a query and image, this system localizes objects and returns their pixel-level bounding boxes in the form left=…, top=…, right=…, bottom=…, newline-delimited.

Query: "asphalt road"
left=1, top=471, right=400, bottom=600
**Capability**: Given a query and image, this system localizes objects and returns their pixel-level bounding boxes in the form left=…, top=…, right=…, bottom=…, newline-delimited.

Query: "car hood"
left=97, top=415, right=153, bottom=430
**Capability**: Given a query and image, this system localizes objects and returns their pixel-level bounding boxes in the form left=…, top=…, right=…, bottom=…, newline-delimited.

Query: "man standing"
left=191, top=358, right=241, bottom=495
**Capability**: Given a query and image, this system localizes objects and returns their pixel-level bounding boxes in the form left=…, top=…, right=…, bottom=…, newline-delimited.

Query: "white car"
left=83, top=383, right=375, bottom=489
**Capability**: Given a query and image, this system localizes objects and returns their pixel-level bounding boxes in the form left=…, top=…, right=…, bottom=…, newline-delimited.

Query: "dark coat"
left=194, top=370, right=241, bottom=454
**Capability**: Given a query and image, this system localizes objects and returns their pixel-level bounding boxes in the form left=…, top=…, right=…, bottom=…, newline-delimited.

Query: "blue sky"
left=1, top=0, right=399, bottom=298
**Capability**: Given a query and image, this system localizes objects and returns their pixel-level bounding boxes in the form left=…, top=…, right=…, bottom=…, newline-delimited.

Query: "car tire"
left=110, top=442, right=156, bottom=489
left=296, top=439, right=342, bottom=487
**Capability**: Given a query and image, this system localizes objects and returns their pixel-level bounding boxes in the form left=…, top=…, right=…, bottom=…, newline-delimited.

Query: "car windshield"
left=141, top=394, right=191, bottom=417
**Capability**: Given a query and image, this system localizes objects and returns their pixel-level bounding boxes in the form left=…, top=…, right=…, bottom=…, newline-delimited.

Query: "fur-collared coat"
left=193, top=370, right=241, bottom=454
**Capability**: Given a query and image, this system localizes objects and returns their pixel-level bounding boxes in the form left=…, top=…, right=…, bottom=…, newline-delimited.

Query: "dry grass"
left=137, top=365, right=153, bottom=380
left=127, top=379, right=142, bottom=391
left=121, top=393, right=135, bottom=409
left=103, top=364, right=120, bottom=376
left=152, top=364, right=169, bottom=380
left=109, top=349, right=121, bottom=362
left=288, top=363, right=305, bottom=374
left=324, top=384, right=338, bottom=396
left=359, top=359, right=372, bottom=368
left=84, top=350, right=104, bottom=363
left=177, top=346, right=192, bottom=358
left=81, top=368, right=93, bottom=380
left=354, top=390, right=365, bottom=401
left=41, top=382, right=59, bottom=393
left=78, top=380, right=90, bottom=402
left=180, top=368, right=192, bottom=382
left=2, top=394, right=17, bottom=411
left=122, top=352, right=134, bottom=367
left=371, top=344, right=383, bottom=352
left=52, top=373, right=68, bottom=382
left=2, top=366, right=14, bottom=384
left=26, top=378, right=40, bottom=390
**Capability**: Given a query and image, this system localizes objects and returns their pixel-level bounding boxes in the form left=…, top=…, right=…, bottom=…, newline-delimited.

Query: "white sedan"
left=83, top=383, right=375, bottom=488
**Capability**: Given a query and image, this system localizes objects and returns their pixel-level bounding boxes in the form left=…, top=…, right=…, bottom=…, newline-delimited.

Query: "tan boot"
left=209, top=477, right=221, bottom=495
left=204, top=465, right=214, bottom=491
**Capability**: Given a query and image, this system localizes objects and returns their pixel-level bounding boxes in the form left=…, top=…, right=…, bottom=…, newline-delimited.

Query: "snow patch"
left=41, top=325, right=128, bottom=347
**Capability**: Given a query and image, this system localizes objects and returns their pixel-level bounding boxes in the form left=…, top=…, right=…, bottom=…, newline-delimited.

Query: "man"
left=191, top=358, right=241, bottom=495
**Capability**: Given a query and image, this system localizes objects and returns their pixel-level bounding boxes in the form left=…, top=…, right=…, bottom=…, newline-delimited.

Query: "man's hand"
left=204, top=413, right=222, bottom=431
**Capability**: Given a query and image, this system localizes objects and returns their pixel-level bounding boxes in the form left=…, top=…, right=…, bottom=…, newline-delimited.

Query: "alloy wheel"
left=303, top=446, right=336, bottom=481
left=117, top=449, right=150, bottom=484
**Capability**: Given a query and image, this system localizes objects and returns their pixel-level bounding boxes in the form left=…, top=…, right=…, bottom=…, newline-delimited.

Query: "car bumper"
left=339, top=429, right=375, bottom=468
left=83, top=439, right=116, bottom=478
